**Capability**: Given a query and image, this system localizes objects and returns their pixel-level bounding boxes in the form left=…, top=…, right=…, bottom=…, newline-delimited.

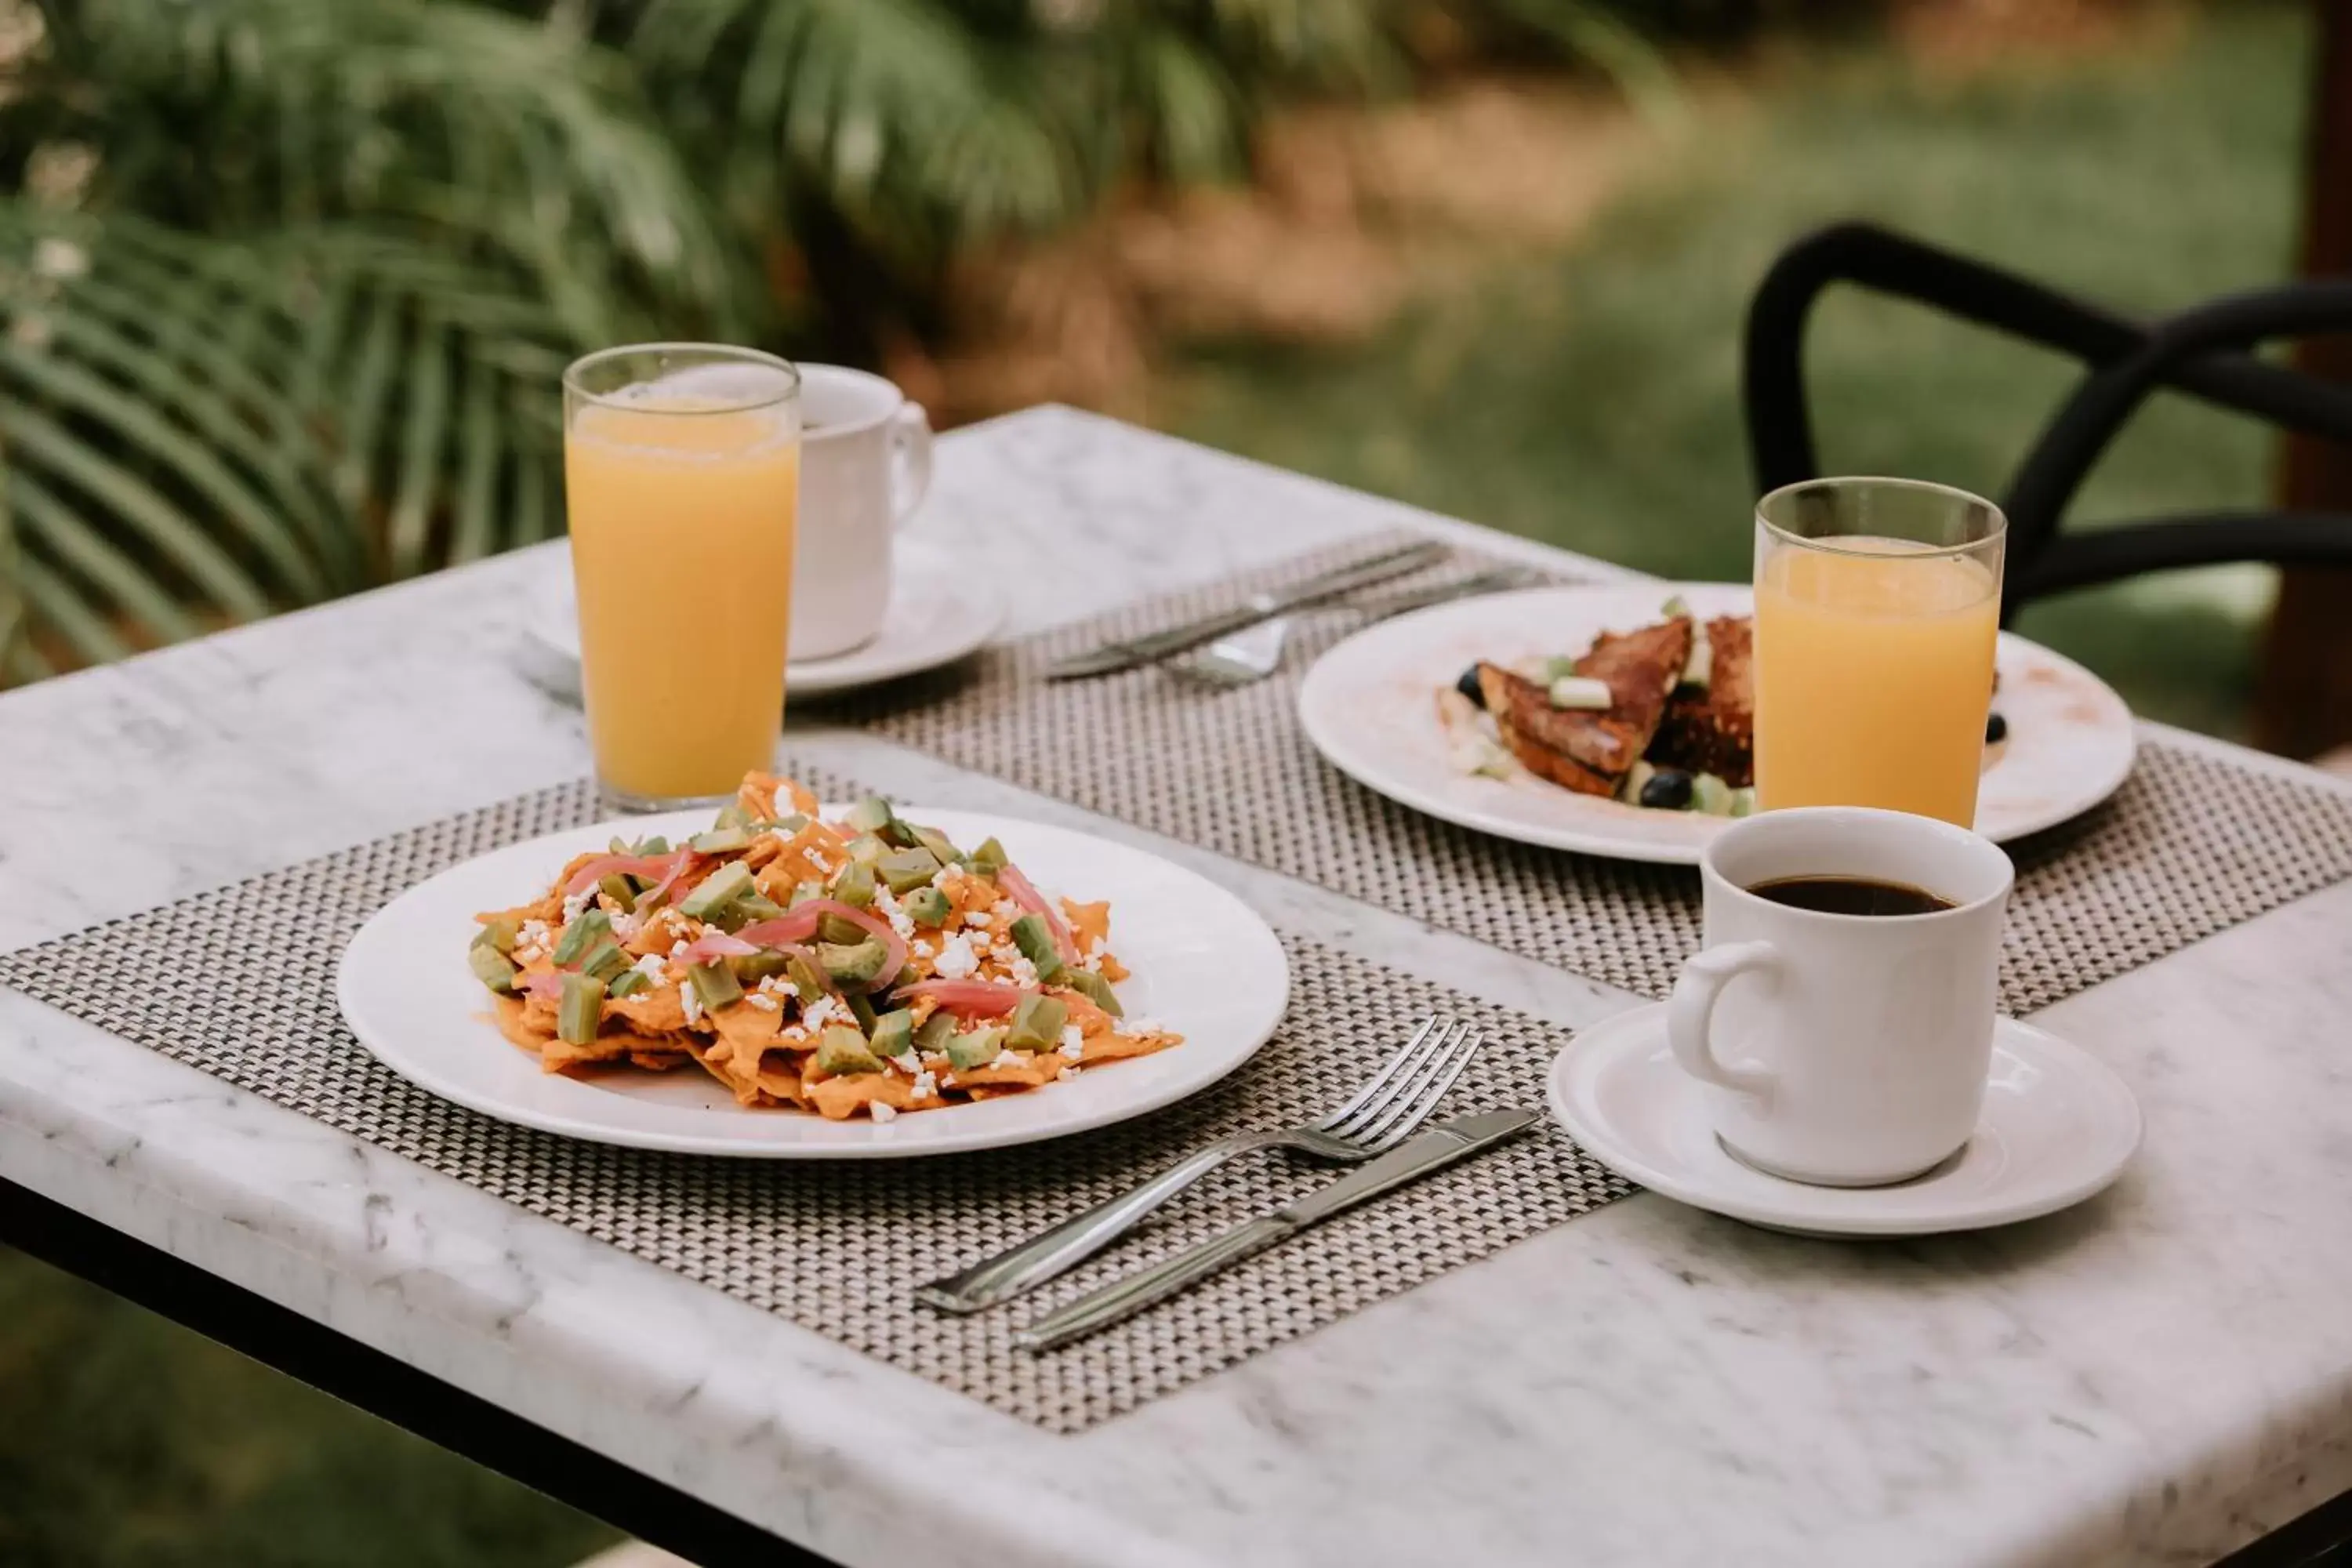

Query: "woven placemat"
left=833, top=537, right=2352, bottom=1014
left=0, top=774, right=1631, bottom=1433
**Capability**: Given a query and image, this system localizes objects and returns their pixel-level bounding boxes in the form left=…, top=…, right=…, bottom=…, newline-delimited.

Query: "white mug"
left=789, top=365, right=933, bottom=660
left=1669, top=807, right=2015, bottom=1187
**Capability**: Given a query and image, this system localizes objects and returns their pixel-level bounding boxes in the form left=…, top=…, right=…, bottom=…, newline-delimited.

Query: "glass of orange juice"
left=563, top=344, right=801, bottom=809
left=1751, top=477, right=2006, bottom=827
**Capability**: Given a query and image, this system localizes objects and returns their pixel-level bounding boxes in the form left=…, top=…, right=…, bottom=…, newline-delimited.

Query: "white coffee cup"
left=1668, top=807, right=2016, bottom=1187
left=789, top=365, right=933, bottom=661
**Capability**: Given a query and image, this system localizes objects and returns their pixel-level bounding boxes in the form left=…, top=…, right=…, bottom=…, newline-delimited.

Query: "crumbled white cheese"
left=1058, top=1065, right=1081, bottom=1080
left=670, top=938, right=688, bottom=956
left=940, top=1072, right=957, bottom=1088
left=802, top=995, right=842, bottom=1031
left=909, top=1071, right=937, bottom=1100
left=962, top=911, right=990, bottom=928
left=991, top=899, right=1017, bottom=919
left=989, top=1049, right=1025, bottom=1071
left=1121, top=1014, right=1164, bottom=1036
left=1080, top=951, right=1103, bottom=974
left=869, top=1102, right=898, bottom=1123
left=561, top=890, right=591, bottom=924
left=912, top=941, right=934, bottom=959
left=804, top=847, right=828, bottom=869
left=891, top=1051, right=921, bottom=1074
left=1058, top=1027, right=1084, bottom=1060
left=1005, top=954, right=1040, bottom=989
left=630, top=953, right=666, bottom=985
left=930, top=866, right=955, bottom=889
left=746, top=993, right=779, bottom=1012
left=931, top=932, right=980, bottom=980
left=518, top=919, right=552, bottom=949
left=679, top=981, right=703, bottom=1025
left=513, top=945, right=543, bottom=964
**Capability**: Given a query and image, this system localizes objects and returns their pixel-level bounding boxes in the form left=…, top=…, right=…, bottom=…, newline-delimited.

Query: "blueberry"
left=1456, top=665, right=1485, bottom=708
left=1985, top=711, right=2009, bottom=744
left=1639, top=768, right=1695, bottom=810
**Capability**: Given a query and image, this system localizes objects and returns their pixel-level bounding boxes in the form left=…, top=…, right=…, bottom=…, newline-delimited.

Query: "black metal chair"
left=1742, top=221, right=2352, bottom=617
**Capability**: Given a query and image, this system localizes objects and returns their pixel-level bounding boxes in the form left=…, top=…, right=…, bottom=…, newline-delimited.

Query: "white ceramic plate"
left=1546, top=1004, right=2142, bottom=1237
left=337, top=808, right=1289, bottom=1158
left=1297, top=582, right=2137, bottom=866
left=522, top=540, right=1004, bottom=699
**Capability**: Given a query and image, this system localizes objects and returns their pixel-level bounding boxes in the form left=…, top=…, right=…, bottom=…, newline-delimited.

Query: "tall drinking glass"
left=1752, top=477, right=2006, bottom=827
left=564, top=344, right=801, bottom=809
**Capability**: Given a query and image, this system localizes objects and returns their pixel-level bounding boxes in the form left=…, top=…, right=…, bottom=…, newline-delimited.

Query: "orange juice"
left=1753, top=537, right=1998, bottom=826
left=565, top=397, right=799, bottom=804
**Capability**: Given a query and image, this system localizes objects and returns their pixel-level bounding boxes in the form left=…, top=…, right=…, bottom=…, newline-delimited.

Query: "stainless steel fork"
left=914, top=1015, right=1483, bottom=1313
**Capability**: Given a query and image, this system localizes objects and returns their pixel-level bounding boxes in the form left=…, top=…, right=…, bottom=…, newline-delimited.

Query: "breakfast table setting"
left=5, top=381, right=2352, bottom=1567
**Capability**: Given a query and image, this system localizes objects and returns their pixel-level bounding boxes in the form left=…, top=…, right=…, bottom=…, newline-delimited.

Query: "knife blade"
left=1042, top=539, right=1449, bottom=681
left=1014, top=1109, right=1541, bottom=1352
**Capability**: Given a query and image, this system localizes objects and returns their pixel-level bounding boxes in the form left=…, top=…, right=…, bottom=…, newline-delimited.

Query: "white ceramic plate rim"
left=337, top=807, right=1289, bottom=1158
left=1296, top=582, right=2139, bottom=866
left=526, top=539, right=1004, bottom=696
left=1545, top=1004, right=2143, bottom=1236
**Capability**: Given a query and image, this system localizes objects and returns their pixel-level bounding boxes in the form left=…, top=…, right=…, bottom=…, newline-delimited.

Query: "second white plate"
left=337, top=807, right=1290, bottom=1158
left=1297, top=582, right=2137, bottom=866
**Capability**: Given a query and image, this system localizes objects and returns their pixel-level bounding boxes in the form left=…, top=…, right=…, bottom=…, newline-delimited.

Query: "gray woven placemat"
left=0, top=772, right=1631, bottom=1433
left=833, top=536, right=2352, bottom=1014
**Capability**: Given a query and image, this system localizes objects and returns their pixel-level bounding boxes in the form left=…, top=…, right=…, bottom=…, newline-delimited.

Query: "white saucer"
left=522, top=539, right=1003, bottom=699
left=1546, top=1005, right=2141, bottom=1237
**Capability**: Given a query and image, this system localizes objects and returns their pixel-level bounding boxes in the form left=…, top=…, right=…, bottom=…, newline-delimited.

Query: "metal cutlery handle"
left=1014, top=1215, right=1294, bottom=1351
left=916, top=1131, right=1287, bottom=1313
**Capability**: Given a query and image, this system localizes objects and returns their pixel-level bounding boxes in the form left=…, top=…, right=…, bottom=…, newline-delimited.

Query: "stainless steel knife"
left=1013, top=1109, right=1541, bottom=1352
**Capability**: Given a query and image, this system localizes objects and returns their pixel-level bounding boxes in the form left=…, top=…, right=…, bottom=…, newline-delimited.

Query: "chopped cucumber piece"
left=1008, top=915, right=1065, bottom=982
left=679, top=862, right=753, bottom=920
left=832, top=862, right=877, bottom=909
left=1692, top=772, right=1735, bottom=816
left=597, top=872, right=637, bottom=912
left=967, top=837, right=1007, bottom=877
left=1729, top=786, right=1757, bottom=818
left=946, top=1027, right=1004, bottom=1072
left=550, top=909, right=612, bottom=967
left=557, top=973, right=606, bottom=1046
left=913, top=1011, right=955, bottom=1055
left=817, top=913, right=870, bottom=946
left=1059, top=969, right=1123, bottom=1018
left=731, top=949, right=792, bottom=984
left=1546, top=675, right=1613, bottom=710
left=815, top=1025, right=884, bottom=1076
left=713, top=802, right=752, bottom=831
left=869, top=1009, right=915, bottom=1060
left=845, top=797, right=896, bottom=835
left=1620, top=760, right=1657, bottom=804
left=877, top=847, right=942, bottom=895
left=785, top=954, right=829, bottom=1003
left=1661, top=593, right=1693, bottom=619
left=1005, top=994, right=1069, bottom=1054
left=467, top=943, right=519, bottom=994
left=473, top=918, right=517, bottom=955
left=690, top=826, right=753, bottom=854
left=579, top=941, right=630, bottom=983
left=819, top=938, right=890, bottom=988
left=911, top=826, right=962, bottom=864
left=902, top=887, right=952, bottom=928
left=607, top=967, right=652, bottom=1000
left=688, top=960, right=743, bottom=1012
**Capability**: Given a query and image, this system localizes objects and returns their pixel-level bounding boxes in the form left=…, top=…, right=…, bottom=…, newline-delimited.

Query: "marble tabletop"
left=5, top=406, right=2352, bottom=1568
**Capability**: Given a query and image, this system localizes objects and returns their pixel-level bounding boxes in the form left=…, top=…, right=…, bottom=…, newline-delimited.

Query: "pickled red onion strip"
left=563, top=849, right=691, bottom=898
left=898, top=979, right=1025, bottom=1018
left=739, top=900, right=906, bottom=990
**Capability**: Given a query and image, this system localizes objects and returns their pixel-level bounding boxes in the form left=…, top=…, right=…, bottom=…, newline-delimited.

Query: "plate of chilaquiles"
left=338, top=774, right=1289, bottom=1156
left=1297, top=582, right=2137, bottom=866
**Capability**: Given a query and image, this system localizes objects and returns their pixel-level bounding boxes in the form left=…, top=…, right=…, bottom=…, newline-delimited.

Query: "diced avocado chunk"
left=817, top=913, right=871, bottom=946
left=869, top=1009, right=915, bottom=1061
left=608, top=835, right=631, bottom=855
left=636, top=835, right=669, bottom=856
left=472, top=918, right=517, bottom=955
left=946, top=1027, right=1004, bottom=1072
left=690, top=826, right=753, bottom=854
left=814, top=1025, right=884, bottom=1076
left=877, top=847, right=942, bottom=895
left=680, top=861, right=754, bottom=920
left=468, top=943, right=519, bottom=994
left=913, top=1011, right=955, bottom=1056
left=1692, top=772, right=1735, bottom=816
left=845, top=797, right=896, bottom=835
left=731, top=949, right=791, bottom=984
left=846, top=990, right=879, bottom=1033
left=902, top=887, right=952, bottom=928
left=1729, top=786, right=1757, bottom=818
left=579, top=940, right=630, bottom=983
left=967, top=837, right=1007, bottom=877
left=762, top=813, right=809, bottom=834
left=1008, top=914, right=1065, bottom=982
left=720, top=893, right=785, bottom=927
left=819, top=938, right=890, bottom=988
left=597, top=872, right=637, bottom=912
left=550, top=909, right=612, bottom=967
left=831, top=860, right=877, bottom=909
left=1059, top=969, right=1123, bottom=1018
left=608, top=967, right=652, bottom=1000
left=688, top=960, right=743, bottom=1012
left=784, top=954, right=829, bottom=1003
left=911, top=826, right=962, bottom=864
left=1005, top=993, right=1069, bottom=1054
left=557, top=973, right=606, bottom=1045
left=845, top=834, right=886, bottom=865
left=788, top=880, right=824, bottom=908
left=713, top=802, right=752, bottom=831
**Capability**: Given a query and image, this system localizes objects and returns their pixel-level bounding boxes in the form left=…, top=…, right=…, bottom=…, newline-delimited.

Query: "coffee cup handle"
left=890, top=403, right=934, bottom=529
left=1668, top=941, right=1780, bottom=1103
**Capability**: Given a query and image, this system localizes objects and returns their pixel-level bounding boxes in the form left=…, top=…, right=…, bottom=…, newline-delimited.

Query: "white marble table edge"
left=1, top=405, right=2349, bottom=1568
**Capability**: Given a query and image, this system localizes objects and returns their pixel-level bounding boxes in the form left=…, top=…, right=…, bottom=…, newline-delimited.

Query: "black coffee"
left=1747, top=875, right=1956, bottom=916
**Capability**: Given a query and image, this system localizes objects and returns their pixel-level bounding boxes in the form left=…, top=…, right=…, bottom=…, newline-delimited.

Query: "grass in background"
left=0, top=1248, right=615, bottom=1567
left=1163, top=2, right=2307, bottom=739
